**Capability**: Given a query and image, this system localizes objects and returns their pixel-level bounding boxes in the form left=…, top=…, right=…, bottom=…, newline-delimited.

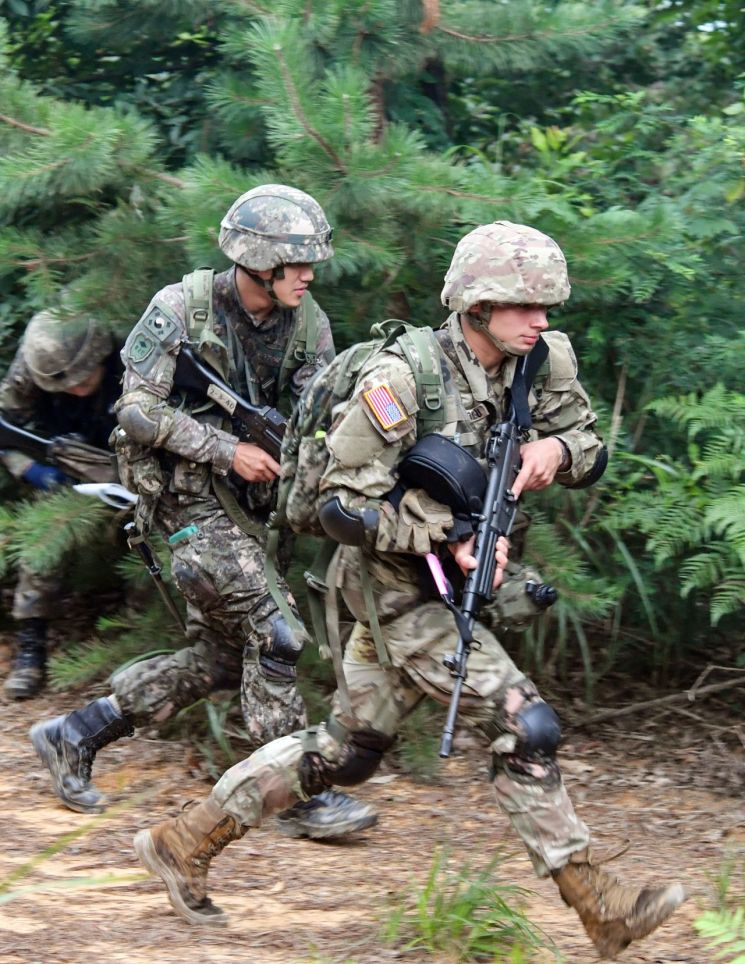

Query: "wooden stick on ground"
left=571, top=672, right=745, bottom=728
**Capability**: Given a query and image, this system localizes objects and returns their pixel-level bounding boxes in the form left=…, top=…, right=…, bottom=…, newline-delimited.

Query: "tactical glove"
left=22, top=462, right=70, bottom=491
left=394, top=487, right=454, bottom=554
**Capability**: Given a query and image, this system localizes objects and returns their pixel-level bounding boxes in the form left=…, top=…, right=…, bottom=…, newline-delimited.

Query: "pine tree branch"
left=0, top=114, right=186, bottom=189
left=272, top=45, right=348, bottom=173
left=0, top=113, right=50, bottom=136
left=436, top=15, right=629, bottom=45
left=417, top=185, right=512, bottom=203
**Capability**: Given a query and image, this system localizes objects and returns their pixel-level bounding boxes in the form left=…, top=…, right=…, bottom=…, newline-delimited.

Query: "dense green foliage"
left=0, top=0, right=743, bottom=693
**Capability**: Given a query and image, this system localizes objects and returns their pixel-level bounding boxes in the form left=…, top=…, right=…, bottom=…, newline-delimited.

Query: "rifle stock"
left=173, top=345, right=286, bottom=461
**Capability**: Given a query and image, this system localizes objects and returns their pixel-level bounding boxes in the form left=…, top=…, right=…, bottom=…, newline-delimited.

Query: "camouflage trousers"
left=210, top=546, right=589, bottom=877
left=12, top=562, right=62, bottom=621
left=111, top=493, right=307, bottom=742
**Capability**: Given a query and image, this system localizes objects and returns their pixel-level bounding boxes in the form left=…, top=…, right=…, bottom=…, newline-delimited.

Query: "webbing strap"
left=323, top=545, right=352, bottom=717
left=183, top=267, right=214, bottom=343
left=211, top=474, right=268, bottom=542
left=508, top=335, right=549, bottom=431
left=182, top=267, right=230, bottom=379
left=357, top=547, right=391, bottom=667
left=278, top=292, right=320, bottom=395
left=264, top=526, right=304, bottom=633
left=397, top=327, right=444, bottom=435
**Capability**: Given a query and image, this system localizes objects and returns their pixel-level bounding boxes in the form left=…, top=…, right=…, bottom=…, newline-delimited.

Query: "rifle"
left=0, top=412, right=118, bottom=484
left=433, top=415, right=523, bottom=758
left=173, top=345, right=286, bottom=461
left=430, top=346, right=556, bottom=758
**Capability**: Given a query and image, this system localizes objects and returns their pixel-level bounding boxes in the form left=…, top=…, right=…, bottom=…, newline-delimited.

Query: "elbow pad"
left=115, top=399, right=162, bottom=446
left=319, top=497, right=379, bottom=546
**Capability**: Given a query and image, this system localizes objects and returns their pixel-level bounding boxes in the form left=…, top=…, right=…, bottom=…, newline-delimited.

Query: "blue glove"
left=22, top=462, right=70, bottom=491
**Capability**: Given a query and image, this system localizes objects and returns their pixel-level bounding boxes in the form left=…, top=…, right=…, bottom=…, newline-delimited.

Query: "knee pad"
left=514, top=700, right=562, bottom=760
left=298, top=729, right=395, bottom=796
left=259, top=615, right=305, bottom=681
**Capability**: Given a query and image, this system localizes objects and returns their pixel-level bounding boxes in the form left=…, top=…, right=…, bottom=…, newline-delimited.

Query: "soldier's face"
left=65, top=364, right=106, bottom=397
left=261, top=263, right=314, bottom=307
left=487, top=303, right=549, bottom=355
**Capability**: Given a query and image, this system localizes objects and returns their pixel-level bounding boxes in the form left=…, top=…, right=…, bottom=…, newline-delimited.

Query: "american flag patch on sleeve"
left=362, top=382, right=407, bottom=430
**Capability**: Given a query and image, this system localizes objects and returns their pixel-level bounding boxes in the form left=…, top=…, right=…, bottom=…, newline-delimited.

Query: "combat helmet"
left=22, top=309, right=113, bottom=393
left=219, top=184, right=334, bottom=272
left=441, top=221, right=570, bottom=355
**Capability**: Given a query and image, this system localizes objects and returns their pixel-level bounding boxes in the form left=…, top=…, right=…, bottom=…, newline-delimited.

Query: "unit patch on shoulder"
left=129, top=331, right=156, bottom=364
left=362, top=382, right=407, bottom=431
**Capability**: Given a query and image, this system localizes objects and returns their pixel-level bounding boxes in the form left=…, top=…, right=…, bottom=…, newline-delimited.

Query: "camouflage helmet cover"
left=22, top=309, right=113, bottom=393
left=440, top=221, right=571, bottom=312
left=218, top=184, right=334, bottom=271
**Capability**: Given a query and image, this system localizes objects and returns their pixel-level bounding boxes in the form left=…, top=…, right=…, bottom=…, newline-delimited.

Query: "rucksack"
left=275, top=318, right=447, bottom=538
left=264, top=318, right=447, bottom=685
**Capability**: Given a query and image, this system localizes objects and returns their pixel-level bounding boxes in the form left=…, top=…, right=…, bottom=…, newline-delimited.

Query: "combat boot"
left=276, top=789, right=378, bottom=840
left=134, top=796, right=245, bottom=925
left=4, top=618, right=48, bottom=700
left=30, top=696, right=134, bottom=813
left=552, top=848, right=686, bottom=958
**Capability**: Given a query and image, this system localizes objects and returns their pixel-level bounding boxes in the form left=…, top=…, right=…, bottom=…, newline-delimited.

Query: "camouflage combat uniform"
left=210, top=312, right=601, bottom=875
left=0, top=341, right=122, bottom=621
left=111, top=264, right=334, bottom=734
left=134, top=222, right=686, bottom=954
left=31, top=186, right=379, bottom=843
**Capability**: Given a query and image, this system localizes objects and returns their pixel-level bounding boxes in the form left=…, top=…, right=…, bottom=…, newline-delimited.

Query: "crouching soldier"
left=0, top=310, right=121, bottom=699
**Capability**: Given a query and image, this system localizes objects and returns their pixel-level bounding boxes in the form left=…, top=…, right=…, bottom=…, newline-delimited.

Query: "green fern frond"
left=694, top=905, right=745, bottom=961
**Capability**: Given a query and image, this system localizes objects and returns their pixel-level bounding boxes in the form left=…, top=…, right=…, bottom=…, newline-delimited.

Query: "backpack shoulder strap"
left=278, top=292, right=321, bottom=394
left=181, top=267, right=229, bottom=378
left=396, top=326, right=445, bottom=435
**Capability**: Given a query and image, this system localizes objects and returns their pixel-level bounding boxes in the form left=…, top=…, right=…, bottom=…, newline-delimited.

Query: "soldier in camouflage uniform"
left=0, top=310, right=121, bottom=699
left=131, top=221, right=686, bottom=954
left=30, top=185, right=376, bottom=840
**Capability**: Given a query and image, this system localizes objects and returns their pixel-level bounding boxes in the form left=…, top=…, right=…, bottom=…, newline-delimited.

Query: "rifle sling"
left=509, top=335, right=549, bottom=431
left=211, top=474, right=267, bottom=541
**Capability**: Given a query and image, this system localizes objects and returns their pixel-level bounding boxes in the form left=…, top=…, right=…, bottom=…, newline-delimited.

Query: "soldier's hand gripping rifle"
left=174, top=345, right=286, bottom=461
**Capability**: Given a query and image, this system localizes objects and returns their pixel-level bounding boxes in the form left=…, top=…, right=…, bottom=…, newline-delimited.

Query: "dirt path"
left=0, top=648, right=741, bottom=962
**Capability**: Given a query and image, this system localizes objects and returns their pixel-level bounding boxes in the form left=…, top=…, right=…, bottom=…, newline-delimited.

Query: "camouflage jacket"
left=0, top=346, right=122, bottom=479
left=320, top=312, right=602, bottom=580
left=116, top=266, right=334, bottom=501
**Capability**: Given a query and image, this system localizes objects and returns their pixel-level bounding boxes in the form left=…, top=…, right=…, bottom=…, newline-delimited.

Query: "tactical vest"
left=182, top=267, right=321, bottom=408
left=181, top=267, right=323, bottom=537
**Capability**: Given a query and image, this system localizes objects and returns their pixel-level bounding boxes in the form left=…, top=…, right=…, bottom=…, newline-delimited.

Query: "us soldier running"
left=0, top=310, right=121, bottom=699
left=31, top=184, right=376, bottom=840
left=132, top=221, right=685, bottom=956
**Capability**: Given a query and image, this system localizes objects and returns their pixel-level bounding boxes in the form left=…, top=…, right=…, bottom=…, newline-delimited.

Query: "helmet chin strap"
left=465, top=304, right=527, bottom=358
left=243, top=265, right=293, bottom=307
